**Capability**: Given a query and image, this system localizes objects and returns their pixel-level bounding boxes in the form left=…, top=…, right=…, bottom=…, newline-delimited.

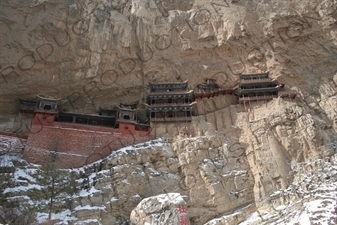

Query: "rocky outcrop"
left=130, top=193, right=190, bottom=225
left=64, top=95, right=336, bottom=224
left=236, top=99, right=334, bottom=209
left=237, top=154, right=337, bottom=225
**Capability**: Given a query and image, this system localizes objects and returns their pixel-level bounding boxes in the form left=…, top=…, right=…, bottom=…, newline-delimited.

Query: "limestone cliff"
left=1, top=0, right=336, bottom=117
left=1, top=0, right=337, bottom=224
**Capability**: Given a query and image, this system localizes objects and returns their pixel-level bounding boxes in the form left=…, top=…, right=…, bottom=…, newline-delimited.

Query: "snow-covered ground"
left=1, top=134, right=337, bottom=224
left=239, top=155, right=337, bottom=225
left=1, top=136, right=168, bottom=224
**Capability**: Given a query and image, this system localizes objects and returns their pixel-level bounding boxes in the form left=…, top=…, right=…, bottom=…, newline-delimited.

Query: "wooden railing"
left=239, top=95, right=277, bottom=102
left=150, top=102, right=189, bottom=106
left=278, top=91, right=296, bottom=98
left=150, top=117, right=192, bottom=122
left=240, top=78, right=273, bottom=83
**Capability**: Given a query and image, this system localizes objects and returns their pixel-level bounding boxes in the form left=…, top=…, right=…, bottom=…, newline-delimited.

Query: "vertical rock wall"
left=1, top=0, right=336, bottom=117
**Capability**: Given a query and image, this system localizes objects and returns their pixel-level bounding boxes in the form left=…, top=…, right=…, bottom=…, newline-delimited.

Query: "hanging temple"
left=15, top=72, right=296, bottom=168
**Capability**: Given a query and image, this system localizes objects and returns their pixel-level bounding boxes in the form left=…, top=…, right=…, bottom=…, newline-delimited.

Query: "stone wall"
left=24, top=114, right=150, bottom=168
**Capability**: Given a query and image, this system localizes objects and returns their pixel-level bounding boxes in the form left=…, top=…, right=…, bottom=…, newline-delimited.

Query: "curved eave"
left=36, top=95, right=61, bottom=101
left=146, top=101, right=196, bottom=108
left=148, top=90, right=194, bottom=97
left=19, top=98, right=36, bottom=103
left=117, top=107, right=136, bottom=112
left=238, top=87, right=280, bottom=94
left=240, top=72, right=269, bottom=80
left=149, top=80, right=188, bottom=86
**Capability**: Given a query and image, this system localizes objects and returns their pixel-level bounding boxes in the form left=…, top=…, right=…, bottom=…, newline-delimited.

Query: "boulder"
left=130, top=193, right=190, bottom=225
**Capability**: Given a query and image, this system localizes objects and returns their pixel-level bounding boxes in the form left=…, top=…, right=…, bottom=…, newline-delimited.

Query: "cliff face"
left=89, top=98, right=334, bottom=224
left=1, top=0, right=337, bottom=224
left=0, top=0, right=336, bottom=115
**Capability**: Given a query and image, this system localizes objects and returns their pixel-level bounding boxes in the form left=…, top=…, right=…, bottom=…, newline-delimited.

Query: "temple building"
left=57, top=111, right=117, bottom=127
left=33, top=95, right=62, bottom=126
left=234, top=73, right=296, bottom=103
left=35, top=95, right=61, bottom=115
left=116, top=107, right=136, bottom=124
left=147, top=81, right=195, bottom=122
left=19, top=99, right=37, bottom=114
left=194, top=78, right=233, bottom=99
left=98, top=108, right=117, bottom=117
left=22, top=96, right=150, bottom=168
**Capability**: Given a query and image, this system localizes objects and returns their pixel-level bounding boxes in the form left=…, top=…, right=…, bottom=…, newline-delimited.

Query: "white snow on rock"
left=130, top=193, right=190, bottom=225
left=0, top=134, right=25, bottom=152
left=2, top=133, right=337, bottom=225
left=0, top=155, right=14, bottom=167
left=0, top=135, right=26, bottom=171
left=37, top=210, right=75, bottom=224
left=238, top=154, right=337, bottom=225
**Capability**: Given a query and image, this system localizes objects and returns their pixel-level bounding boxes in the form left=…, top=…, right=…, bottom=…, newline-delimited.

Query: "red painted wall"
left=23, top=114, right=150, bottom=168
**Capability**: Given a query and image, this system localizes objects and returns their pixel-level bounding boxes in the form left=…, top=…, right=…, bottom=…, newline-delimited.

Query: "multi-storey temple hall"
left=147, top=81, right=195, bottom=122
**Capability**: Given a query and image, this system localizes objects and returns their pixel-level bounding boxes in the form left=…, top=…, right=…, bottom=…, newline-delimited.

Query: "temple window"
left=157, top=99, right=165, bottom=104
left=91, top=120, right=98, bottom=125
left=43, top=104, right=52, bottom=110
left=76, top=118, right=86, bottom=124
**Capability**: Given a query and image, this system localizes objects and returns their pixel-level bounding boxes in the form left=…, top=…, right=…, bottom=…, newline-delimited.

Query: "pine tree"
left=0, top=173, right=37, bottom=225
left=0, top=173, right=15, bottom=207
left=28, top=164, right=77, bottom=221
left=0, top=173, right=15, bottom=224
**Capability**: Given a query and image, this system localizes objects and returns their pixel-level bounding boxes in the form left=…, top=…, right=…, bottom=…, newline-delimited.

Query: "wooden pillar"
left=249, top=100, right=254, bottom=121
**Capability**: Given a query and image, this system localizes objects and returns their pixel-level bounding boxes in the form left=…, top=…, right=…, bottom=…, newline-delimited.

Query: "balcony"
left=239, top=95, right=277, bottom=103
left=149, top=102, right=191, bottom=106
left=278, top=91, right=296, bottom=98
left=150, top=117, right=192, bottom=122
left=240, top=78, right=273, bottom=84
